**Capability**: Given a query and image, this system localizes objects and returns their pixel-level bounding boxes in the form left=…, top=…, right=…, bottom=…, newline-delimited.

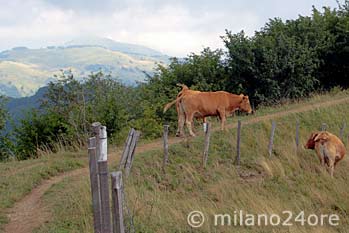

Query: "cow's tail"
left=163, top=99, right=177, bottom=113
left=163, top=84, right=189, bottom=113
left=176, top=83, right=189, bottom=90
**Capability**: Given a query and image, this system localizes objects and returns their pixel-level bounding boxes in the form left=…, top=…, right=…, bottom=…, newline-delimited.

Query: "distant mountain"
left=65, top=36, right=164, bottom=58
left=0, top=37, right=169, bottom=98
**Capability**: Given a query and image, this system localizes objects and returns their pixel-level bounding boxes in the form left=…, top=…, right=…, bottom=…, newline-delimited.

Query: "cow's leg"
left=178, top=105, right=186, bottom=137
left=177, top=114, right=185, bottom=137
left=320, top=154, right=325, bottom=166
left=218, top=109, right=226, bottom=130
left=176, top=101, right=188, bottom=137
left=328, top=159, right=335, bottom=177
left=176, top=102, right=185, bottom=137
left=315, top=145, right=325, bottom=167
left=175, top=102, right=180, bottom=136
left=185, top=113, right=196, bottom=137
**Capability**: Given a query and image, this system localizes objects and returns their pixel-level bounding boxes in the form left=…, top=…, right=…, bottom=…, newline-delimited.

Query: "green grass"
left=33, top=91, right=349, bottom=233
left=0, top=151, right=86, bottom=231
left=124, top=101, right=349, bottom=233
left=33, top=175, right=93, bottom=233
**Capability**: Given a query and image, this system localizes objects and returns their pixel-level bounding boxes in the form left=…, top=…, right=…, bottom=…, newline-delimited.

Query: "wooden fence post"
left=88, top=137, right=102, bottom=233
left=163, top=125, right=169, bottom=168
left=92, top=122, right=102, bottom=163
left=340, top=122, right=346, bottom=140
left=268, top=121, right=276, bottom=157
left=125, top=131, right=141, bottom=177
left=119, top=128, right=135, bottom=170
left=202, top=122, right=211, bottom=168
left=236, top=120, right=241, bottom=166
left=321, top=123, right=327, bottom=131
left=295, top=120, right=300, bottom=148
left=111, top=171, right=125, bottom=233
left=97, top=126, right=112, bottom=233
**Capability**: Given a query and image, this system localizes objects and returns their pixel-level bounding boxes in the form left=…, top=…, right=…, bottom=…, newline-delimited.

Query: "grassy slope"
left=33, top=90, right=349, bottom=233
left=0, top=61, right=53, bottom=96
left=0, top=151, right=86, bottom=231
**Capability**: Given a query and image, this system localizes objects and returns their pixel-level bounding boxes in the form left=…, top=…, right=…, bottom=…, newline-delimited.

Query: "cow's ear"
left=311, top=132, right=318, bottom=140
left=243, top=95, right=249, bottom=100
left=239, top=94, right=244, bottom=97
left=314, top=132, right=329, bottom=142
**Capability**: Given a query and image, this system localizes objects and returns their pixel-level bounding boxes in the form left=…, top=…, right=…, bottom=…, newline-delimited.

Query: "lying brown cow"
left=178, top=91, right=253, bottom=136
left=163, top=84, right=205, bottom=136
left=305, top=131, right=346, bottom=177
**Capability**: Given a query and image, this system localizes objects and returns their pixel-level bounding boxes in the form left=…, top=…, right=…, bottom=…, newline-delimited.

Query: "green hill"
left=0, top=37, right=169, bottom=97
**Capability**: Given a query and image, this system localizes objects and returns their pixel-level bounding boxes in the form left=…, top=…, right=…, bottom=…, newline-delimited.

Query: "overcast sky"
left=0, top=0, right=340, bottom=56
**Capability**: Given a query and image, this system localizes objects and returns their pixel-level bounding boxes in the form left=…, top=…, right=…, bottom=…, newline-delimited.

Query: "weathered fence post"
left=92, top=122, right=102, bottom=161
left=340, top=122, right=346, bottom=140
left=295, top=120, right=300, bottom=148
left=97, top=126, right=112, bottom=233
left=321, top=123, right=327, bottom=131
left=202, top=122, right=211, bottom=168
left=111, top=171, right=125, bottom=233
left=88, top=137, right=102, bottom=233
left=236, top=120, right=241, bottom=166
left=163, top=125, right=169, bottom=169
left=119, top=128, right=135, bottom=170
left=268, top=121, right=276, bottom=157
left=125, top=131, right=141, bottom=177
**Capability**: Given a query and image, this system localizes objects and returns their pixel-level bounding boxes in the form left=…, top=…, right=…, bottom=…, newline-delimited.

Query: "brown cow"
left=163, top=84, right=205, bottom=136
left=305, top=131, right=346, bottom=177
left=178, top=91, right=252, bottom=136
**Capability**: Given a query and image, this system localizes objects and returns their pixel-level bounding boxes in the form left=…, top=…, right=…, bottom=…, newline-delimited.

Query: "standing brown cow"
left=305, top=131, right=346, bottom=177
left=178, top=91, right=253, bottom=136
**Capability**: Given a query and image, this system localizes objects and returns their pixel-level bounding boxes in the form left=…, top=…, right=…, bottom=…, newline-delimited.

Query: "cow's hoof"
left=176, top=132, right=185, bottom=137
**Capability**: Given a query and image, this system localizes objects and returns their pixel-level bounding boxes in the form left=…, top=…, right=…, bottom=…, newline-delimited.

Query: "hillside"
left=5, top=86, right=47, bottom=131
left=1, top=90, right=349, bottom=233
left=0, top=37, right=169, bottom=97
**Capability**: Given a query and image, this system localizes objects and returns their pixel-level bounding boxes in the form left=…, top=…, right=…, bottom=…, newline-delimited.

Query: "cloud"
left=0, top=0, right=340, bottom=56
left=106, top=3, right=260, bottom=56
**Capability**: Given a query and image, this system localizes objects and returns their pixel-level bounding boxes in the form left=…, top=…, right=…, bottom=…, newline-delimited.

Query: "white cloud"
left=0, top=0, right=340, bottom=56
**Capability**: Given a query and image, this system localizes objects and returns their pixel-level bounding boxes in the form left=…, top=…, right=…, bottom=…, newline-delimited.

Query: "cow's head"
left=239, top=95, right=253, bottom=114
left=304, top=132, right=318, bottom=149
left=305, top=131, right=330, bottom=149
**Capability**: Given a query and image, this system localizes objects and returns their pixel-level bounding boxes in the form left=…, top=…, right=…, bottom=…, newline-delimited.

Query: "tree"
left=41, top=70, right=87, bottom=143
left=0, top=96, right=14, bottom=160
left=15, top=111, right=70, bottom=159
left=0, top=96, right=6, bottom=129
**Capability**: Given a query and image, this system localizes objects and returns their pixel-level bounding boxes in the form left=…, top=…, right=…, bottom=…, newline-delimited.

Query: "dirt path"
left=4, top=96, right=349, bottom=233
left=3, top=169, right=87, bottom=233
left=227, top=96, right=349, bottom=128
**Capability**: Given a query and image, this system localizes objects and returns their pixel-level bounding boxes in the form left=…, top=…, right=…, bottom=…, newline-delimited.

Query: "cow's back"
left=181, top=91, right=238, bottom=116
left=330, top=134, right=346, bottom=159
